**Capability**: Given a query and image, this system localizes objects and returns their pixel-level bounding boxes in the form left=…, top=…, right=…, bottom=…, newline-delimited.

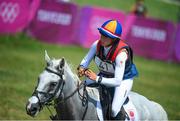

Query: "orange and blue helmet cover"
left=98, top=19, right=122, bottom=39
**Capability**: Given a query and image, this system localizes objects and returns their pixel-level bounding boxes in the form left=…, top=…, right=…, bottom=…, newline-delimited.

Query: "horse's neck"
left=57, top=62, right=84, bottom=119
left=63, top=62, right=79, bottom=97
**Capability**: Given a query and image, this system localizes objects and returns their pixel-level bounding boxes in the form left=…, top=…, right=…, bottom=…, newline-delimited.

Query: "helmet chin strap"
left=104, top=43, right=112, bottom=47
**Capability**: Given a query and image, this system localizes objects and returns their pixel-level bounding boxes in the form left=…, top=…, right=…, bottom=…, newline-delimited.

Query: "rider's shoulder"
left=94, top=40, right=99, bottom=45
left=91, top=40, right=99, bottom=48
left=115, top=51, right=128, bottom=62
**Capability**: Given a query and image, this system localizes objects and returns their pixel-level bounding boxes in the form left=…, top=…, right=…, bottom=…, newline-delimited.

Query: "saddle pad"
left=86, top=87, right=100, bottom=101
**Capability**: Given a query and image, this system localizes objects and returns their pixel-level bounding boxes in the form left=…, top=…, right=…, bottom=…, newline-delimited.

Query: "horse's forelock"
left=47, top=59, right=61, bottom=69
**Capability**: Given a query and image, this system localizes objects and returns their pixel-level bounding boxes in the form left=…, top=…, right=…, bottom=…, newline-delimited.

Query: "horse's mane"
left=50, top=58, right=80, bottom=86
left=63, top=59, right=80, bottom=85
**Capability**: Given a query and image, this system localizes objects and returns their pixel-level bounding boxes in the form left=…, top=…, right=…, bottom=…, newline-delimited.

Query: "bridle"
left=32, top=66, right=88, bottom=120
left=32, top=67, right=65, bottom=108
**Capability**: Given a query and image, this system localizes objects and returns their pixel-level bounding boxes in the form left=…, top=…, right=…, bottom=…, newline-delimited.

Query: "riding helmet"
left=98, top=19, right=122, bottom=39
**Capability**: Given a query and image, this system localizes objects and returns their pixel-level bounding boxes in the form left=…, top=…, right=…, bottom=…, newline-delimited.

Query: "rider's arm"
left=79, top=40, right=98, bottom=68
left=95, top=51, right=127, bottom=87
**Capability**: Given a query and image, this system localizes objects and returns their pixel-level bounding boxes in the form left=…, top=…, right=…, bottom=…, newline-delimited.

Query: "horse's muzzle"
left=26, top=101, right=40, bottom=117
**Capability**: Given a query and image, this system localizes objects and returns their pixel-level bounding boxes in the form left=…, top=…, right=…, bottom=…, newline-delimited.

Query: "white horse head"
left=26, top=50, right=68, bottom=117
left=26, top=51, right=99, bottom=120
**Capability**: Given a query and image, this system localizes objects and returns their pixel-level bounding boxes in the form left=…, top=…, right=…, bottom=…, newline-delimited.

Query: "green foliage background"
left=0, top=0, right=180, bottom=120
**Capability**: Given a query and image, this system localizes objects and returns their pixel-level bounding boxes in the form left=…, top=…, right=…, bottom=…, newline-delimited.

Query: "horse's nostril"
left=26, top=103, right=39, bottom=117
left=27, top=107, right=38, bottom=117
left=31, top=107, right=37, bottom=112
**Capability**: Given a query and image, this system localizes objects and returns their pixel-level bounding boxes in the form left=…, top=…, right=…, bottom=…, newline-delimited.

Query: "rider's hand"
left=77, top=66, right=85, bottom=77
left=84, top=69, right=97, bottom=81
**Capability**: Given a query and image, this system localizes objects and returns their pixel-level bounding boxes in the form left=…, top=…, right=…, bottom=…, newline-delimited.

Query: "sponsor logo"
left=0, top=2, right=19, bottom=23
left=37, top=9, right=72, bottom=25
left=131, top=25, right=167, bottom=42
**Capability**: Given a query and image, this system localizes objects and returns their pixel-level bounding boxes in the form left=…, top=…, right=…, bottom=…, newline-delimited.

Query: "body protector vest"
left=94, top=40, right=138, bottom=80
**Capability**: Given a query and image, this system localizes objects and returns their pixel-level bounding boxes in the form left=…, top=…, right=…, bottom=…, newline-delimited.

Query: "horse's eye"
left=50, top=82, right=57, bottom=88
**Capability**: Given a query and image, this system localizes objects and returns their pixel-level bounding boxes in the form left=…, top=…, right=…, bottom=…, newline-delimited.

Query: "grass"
left=0, top=33, right=88, bottom=120
left=0, top=33, right=180, bottom=120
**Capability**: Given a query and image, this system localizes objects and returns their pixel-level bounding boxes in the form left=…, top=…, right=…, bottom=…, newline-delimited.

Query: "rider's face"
left=100, top=35, right=113, bottom=47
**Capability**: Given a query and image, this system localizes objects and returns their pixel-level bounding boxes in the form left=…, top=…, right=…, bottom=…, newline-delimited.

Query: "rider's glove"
left=77, top=65, right=85, bottom=78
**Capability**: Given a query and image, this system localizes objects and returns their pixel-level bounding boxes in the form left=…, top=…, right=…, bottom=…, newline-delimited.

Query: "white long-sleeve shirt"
left=80, top=40, right=127, bottom=87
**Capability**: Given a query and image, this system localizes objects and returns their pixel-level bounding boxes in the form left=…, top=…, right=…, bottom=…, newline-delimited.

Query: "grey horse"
left=26, top=51, right=168, bottom=120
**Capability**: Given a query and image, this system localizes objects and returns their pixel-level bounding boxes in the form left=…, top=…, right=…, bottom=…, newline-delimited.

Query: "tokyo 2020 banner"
left=27, top=0, right=79, bottom=45
left=174, top=24, right=180, bottom=62
left=124, top=15, right=175, bottom=61
left=0, top=0, right=40, bottom=33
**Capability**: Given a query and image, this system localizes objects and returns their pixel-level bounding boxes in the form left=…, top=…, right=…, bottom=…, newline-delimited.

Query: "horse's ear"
left=59, top=57, right=65, bottom=69
left=45, top=50, right=51, bottom=64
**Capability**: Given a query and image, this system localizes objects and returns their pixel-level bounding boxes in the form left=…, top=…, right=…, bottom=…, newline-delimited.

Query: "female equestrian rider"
left=77, top=19, right=138, bottom=120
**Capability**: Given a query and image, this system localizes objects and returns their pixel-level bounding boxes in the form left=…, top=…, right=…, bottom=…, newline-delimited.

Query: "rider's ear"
left=59, top=57, right=65, bottom=69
